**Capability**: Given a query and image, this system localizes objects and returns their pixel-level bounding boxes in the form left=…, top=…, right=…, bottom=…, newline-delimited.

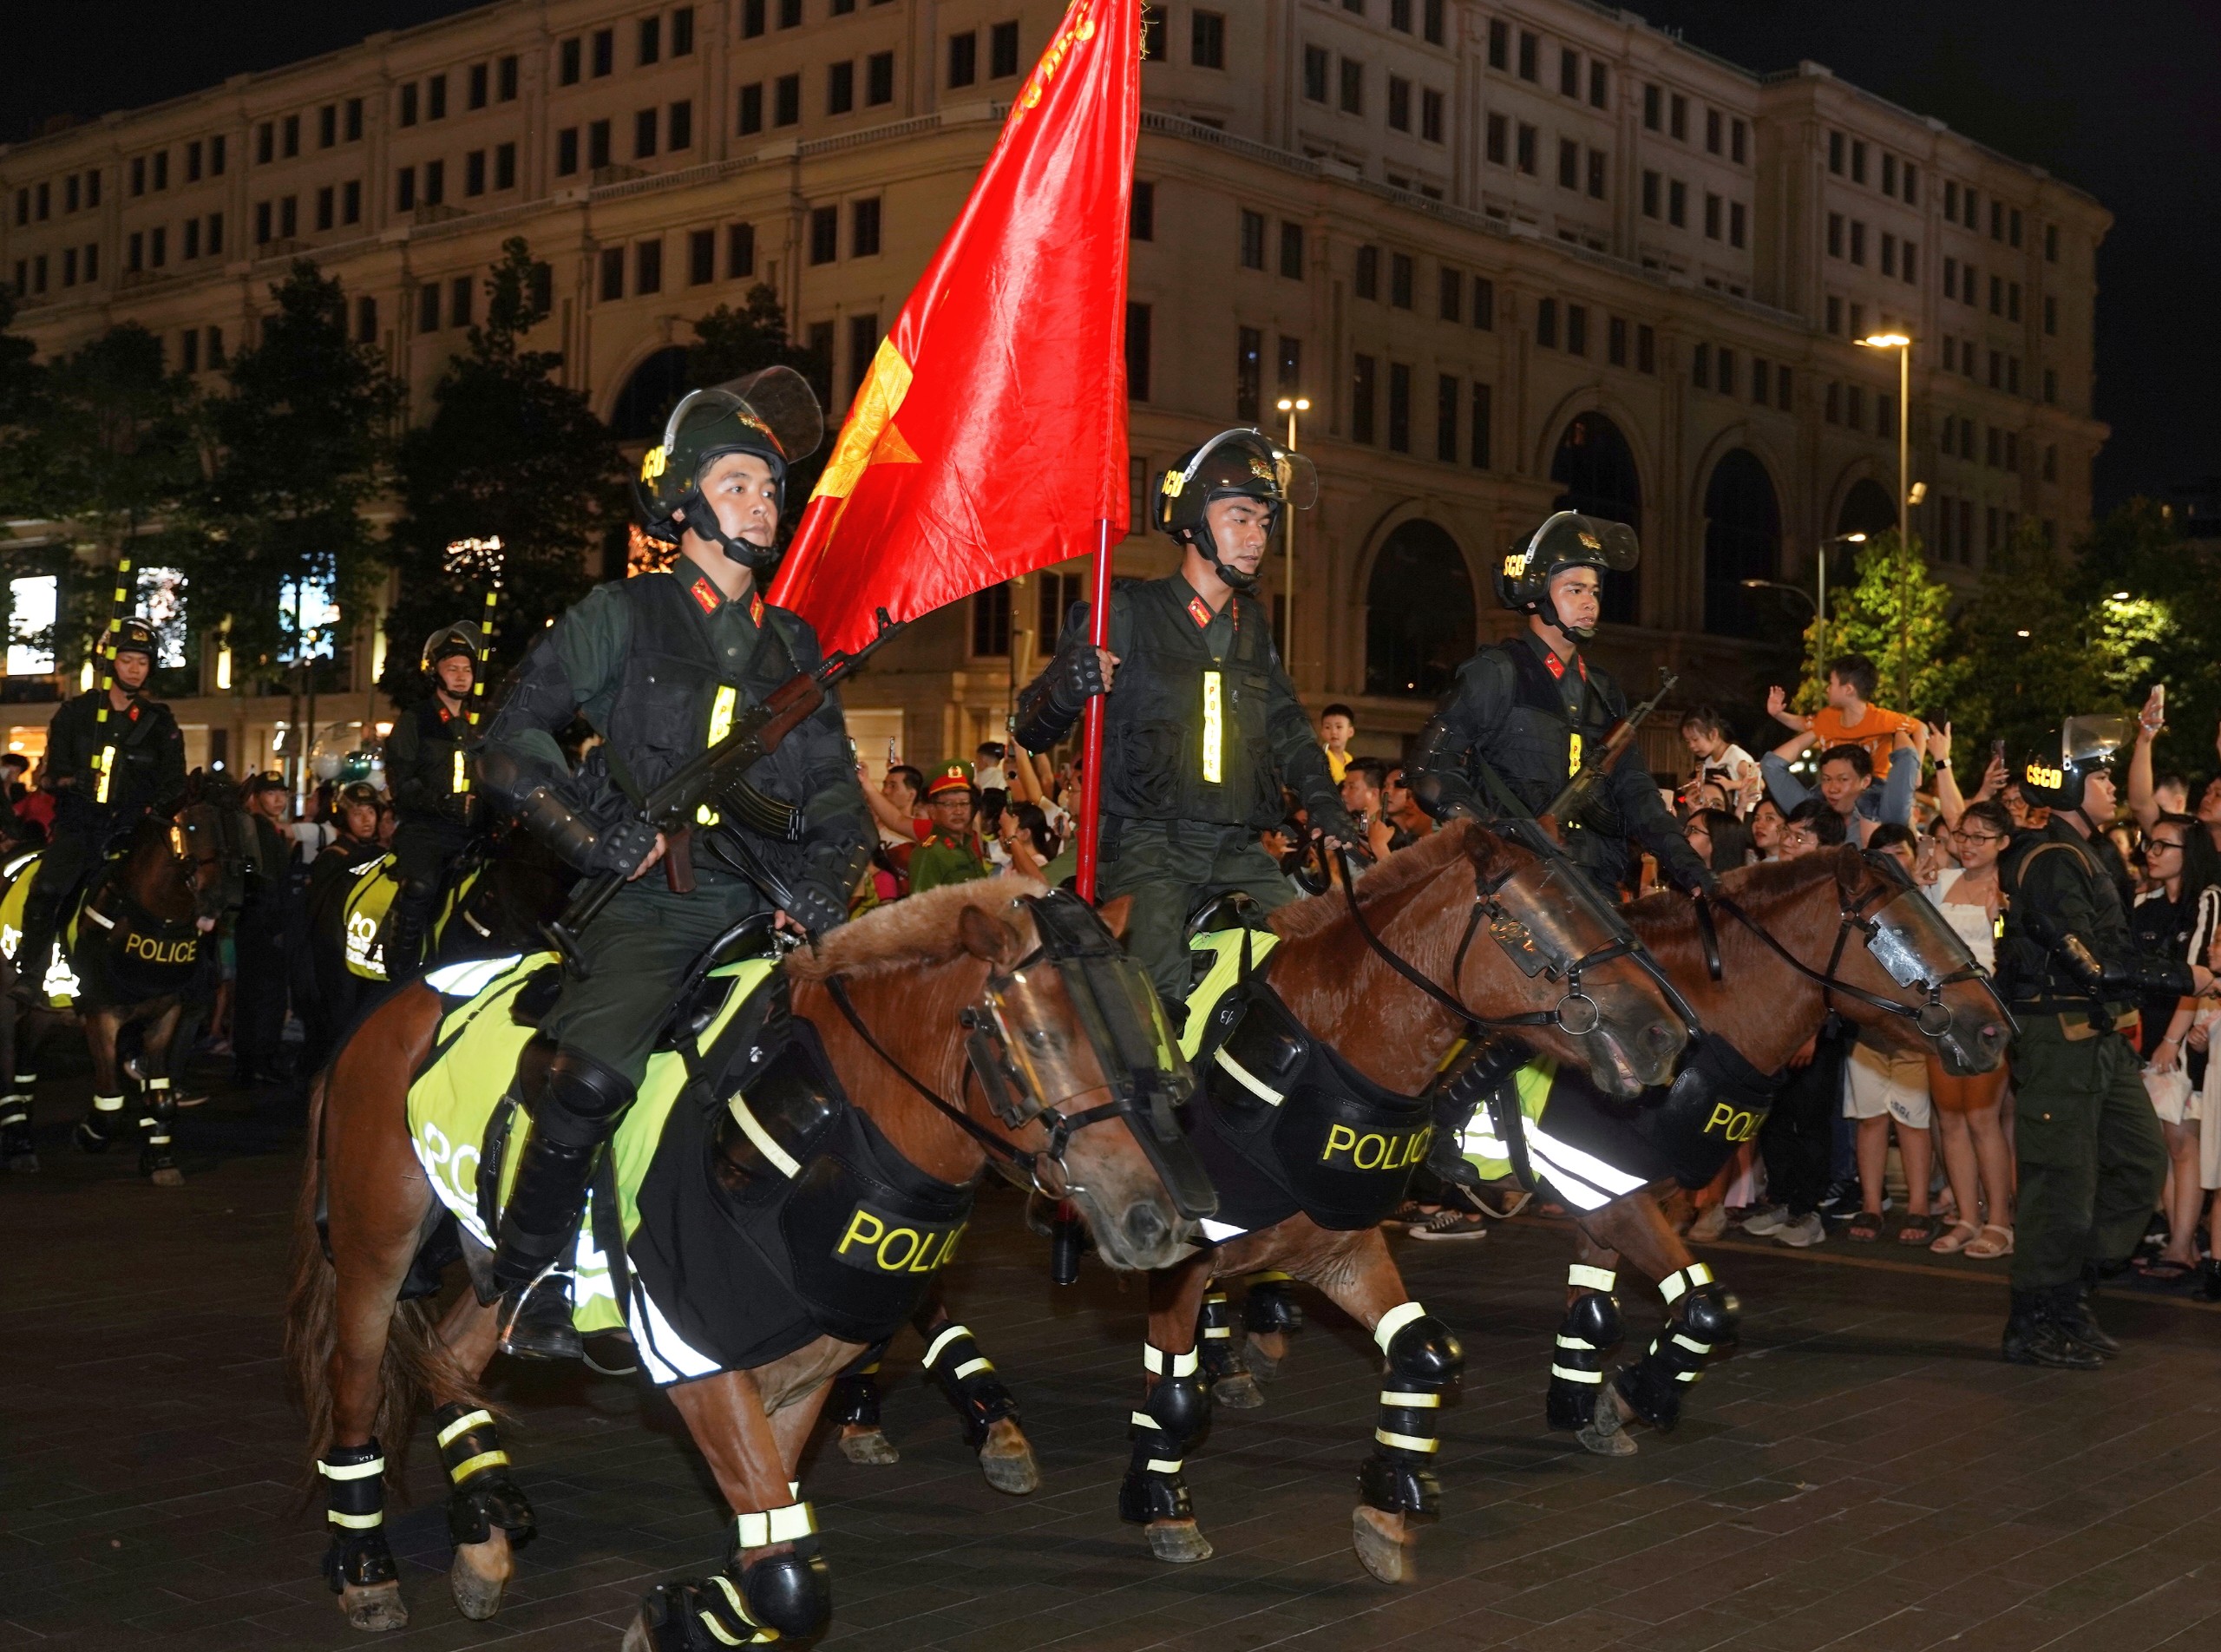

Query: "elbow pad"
left=1013, top=668, right=1081, bottom=753
left=2054, top=933, right=2119, bottom=998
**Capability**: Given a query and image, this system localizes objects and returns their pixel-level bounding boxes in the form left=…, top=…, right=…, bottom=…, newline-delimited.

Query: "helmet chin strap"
left=1534, top=595, right=1596, bottom=643
left=677, top=492, right=778, bottom=572
left=1186, top=508, right=1277, bottom=593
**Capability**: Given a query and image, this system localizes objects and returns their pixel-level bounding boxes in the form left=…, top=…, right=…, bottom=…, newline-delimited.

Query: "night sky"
left=5, top=0, right=2211, bottom=511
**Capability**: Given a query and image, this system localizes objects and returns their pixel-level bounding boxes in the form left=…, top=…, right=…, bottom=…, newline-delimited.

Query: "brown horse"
left=0, top=813, right=222, bottom=1183
left=1116, top=820, right=1691, bottom=1583
left=1524, top=845, right=2009, bottom=1454
left=287, top=880, right=1207, bottom=1645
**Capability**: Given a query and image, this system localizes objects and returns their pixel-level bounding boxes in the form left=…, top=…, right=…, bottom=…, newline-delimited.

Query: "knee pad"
left=1242, top=1271, right=1304, bottom=1335
left=922, top=1323, right=1018, bottom=1447
left=1378, top=1301, right=1463, bottom=1392
left=538, top=1046, right=638, bottom=1144
left=318, top=1440, right=397, bottom=1591
left=1680, top=1283, right=1739, bottom=1347
left=435, top=1403, right=536, bottom=1549
left=1547, top=1265, right=1621, bottom=1432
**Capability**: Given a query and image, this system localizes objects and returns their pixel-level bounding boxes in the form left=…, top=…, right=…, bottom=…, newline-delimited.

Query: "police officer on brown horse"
left=383, top=624, right=481, bottom=979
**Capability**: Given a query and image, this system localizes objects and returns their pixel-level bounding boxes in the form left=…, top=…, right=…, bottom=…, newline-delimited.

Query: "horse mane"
left=1268, top=819, right=1479, bottom=944
left=785, top=875, right=1048, bottom=982
left=1625, top=849, right=1852, bottom=975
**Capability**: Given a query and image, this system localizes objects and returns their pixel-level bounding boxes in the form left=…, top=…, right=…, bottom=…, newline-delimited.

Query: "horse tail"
left=285, top=1047, right=485, bottom=1492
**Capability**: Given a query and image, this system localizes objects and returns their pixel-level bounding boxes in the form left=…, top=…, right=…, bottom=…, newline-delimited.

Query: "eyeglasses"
left=1781, top=829, right=1819, bottom=846
left=1951, top=829, right=2003, bottom=845
left=2147, top=839, right=2188, bottom=856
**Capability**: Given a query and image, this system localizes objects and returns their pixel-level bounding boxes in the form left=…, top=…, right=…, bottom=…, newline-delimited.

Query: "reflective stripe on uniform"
left=1201, top=671, right=1223, bottom=783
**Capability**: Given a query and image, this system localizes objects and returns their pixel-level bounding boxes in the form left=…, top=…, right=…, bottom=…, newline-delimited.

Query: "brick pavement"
left=4, top=1077, right=2220, bottom=1652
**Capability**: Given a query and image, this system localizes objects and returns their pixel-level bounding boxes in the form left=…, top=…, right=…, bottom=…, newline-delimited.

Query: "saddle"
left=0, top=850, right=200, bottom=1009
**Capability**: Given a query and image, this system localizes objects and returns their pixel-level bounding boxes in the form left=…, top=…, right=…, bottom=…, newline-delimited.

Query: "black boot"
left=2000, top=1289, right=2100, bottom=1370
left=1423, top=1037, right=1529, bottom=1191
left=489, top=1047, right=635, bottom=1361
left=2052, top=1273, right=2120, bottom=1359
left=383, top=882, right=432, bottom=982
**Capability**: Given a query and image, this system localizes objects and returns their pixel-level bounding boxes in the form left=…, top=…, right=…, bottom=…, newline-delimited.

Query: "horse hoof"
left=1352, top=1505, right=1418, bottom=1584
left=1144, top=1519, right=1213, bottom=1564
left=74, top=1124, right=110, bottom=1156
left=977, top=1429, right=1039, bottom=1497
left=337, top=1579, right=409, bottom=1632
left=838, top=1428, right=900, bottom=1466
left=1242, top=1334, right=1280, bottom=1381
left=1577, top=1404, right=1638, bottom=1459
left=147, top=1166, right=184, bottom=1188
left=449, top=1528, right=511, bottom=1621
left=1213, top=1373, right=1265, bottom=1409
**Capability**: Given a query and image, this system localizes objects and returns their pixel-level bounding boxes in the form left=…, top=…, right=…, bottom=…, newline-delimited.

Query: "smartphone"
left=1991, top=738, right=2006, bottom=766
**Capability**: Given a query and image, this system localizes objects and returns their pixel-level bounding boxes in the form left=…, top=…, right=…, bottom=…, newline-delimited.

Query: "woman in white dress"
left=1924, top=799, right=2015, bottom=1256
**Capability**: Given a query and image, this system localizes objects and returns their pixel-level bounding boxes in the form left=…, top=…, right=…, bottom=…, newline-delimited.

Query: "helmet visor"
left=1171, top=429, right=1319, bottom=513
left=1529, top=510, right=1640, bottom=573
left=2062, top=713, right=2134, bottom=770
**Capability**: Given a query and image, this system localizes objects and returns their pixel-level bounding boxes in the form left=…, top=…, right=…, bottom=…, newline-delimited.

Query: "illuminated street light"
left=1274, top=397, right=1310, bottom=666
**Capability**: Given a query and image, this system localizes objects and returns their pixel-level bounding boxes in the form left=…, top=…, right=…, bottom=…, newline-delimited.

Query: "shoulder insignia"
left=689, top=577, right=721, bottom=615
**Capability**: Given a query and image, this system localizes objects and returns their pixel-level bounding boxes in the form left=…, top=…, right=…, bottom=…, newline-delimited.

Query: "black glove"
left=1046, top=636, right=1108, bottom=715
left=782, top=877, right=849, bottom=937
left=438, top=790, right=470, bottom=823
left=583, top=816, right=662, bottom=879
left=1671, top=859, right=1720, bottom=899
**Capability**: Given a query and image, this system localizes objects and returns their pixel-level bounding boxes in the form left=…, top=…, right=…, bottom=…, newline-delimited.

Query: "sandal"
left=1929, top=1220, right=1980, bottom=1255
left=1847, top=1207, right=1886, bottom=1242
left=1894, top=1212, right=1941, bottom=1246
left=2135, top=1256, right=2199, bottom=1282
left=1963, top=1223, right=2014, bottom=1260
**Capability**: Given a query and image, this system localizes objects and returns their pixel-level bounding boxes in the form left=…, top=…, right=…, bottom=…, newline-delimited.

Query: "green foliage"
left=170, top=260, right=402, bottom=687
left=383, top=238, right=626, bottom=700
left=2064, top=499, right=2221, bottom=781
left=1792, top=530, right=1962, bottom=718
left=1947, top=527, right=2114, bottom=764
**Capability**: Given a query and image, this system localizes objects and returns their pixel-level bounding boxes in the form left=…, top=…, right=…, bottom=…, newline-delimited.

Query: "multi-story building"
left=0, top=0, right=2107, bottom=774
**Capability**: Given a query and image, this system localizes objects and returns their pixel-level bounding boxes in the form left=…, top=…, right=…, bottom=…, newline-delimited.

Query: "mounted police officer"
left=1012, top=427, right=1357, bottom=1012
left=15, top=619, right=185, bottom=1003
left=474, top=366, right=873, bottom=1359
left=1995, top=717, right=2215, bottom=1368
left=1403, top=513, right=1708, bottom=1185
left=382, top=622, right=482, bottom=978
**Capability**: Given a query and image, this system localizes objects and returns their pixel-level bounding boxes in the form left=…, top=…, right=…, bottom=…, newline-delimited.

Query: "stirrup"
left=496, top=1267, right=582, bottom=1362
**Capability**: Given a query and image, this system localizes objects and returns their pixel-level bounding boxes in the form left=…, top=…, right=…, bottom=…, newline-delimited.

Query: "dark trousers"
left=2010, top=1017, right=2169, bottom=1292
left=1760, top=1029, right=1848, bottom=1216
left=16, top=829, right=95, bottom=986
left=389, top=817, right=470, bottom=975
left=1097, top=819, right=1295, bottom=1006
left=233, top=909, right=289, bottom=1081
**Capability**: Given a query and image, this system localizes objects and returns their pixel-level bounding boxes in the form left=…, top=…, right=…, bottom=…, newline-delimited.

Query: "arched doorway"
left=609, top=344, right=691, bottom=441
left=1549, top=412, right=1641, bottom=625
left=1701, top=449, right=1783, bottom=639
left=1836, top=476, right=1897, bottom=540
left=1364, top=521, right=1476, bottom=698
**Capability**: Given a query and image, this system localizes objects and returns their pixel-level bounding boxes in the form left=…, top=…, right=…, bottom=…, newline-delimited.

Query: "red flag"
left=769, top=0, right=1140, bottom=656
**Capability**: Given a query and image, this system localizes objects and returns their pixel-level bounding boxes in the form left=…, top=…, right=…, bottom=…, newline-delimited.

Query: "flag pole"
left=1073, top=517, right=1114, bottom=902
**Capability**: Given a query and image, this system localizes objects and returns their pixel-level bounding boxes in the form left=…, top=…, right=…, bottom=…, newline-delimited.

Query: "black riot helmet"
left=633, top=365, right=827, bottom=572
left=1152, top=428, right=1318, bottom=593
left=2018, top=714, right=2133, bottom=816
left=422, top=621, right=482, bottom=676
left=1496, top=511, right=1640, bottom=642
left=102, top=618, right=160, bottom=664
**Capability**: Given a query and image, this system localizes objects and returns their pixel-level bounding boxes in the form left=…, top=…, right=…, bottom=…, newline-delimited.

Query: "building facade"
left=0, top=0, right=2108, bottom=773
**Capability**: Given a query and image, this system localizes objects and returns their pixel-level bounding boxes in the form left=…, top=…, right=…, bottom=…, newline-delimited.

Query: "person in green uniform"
left=1012, top=427, right=1357, bottom=1012
left=907, top=762, right=993, bottom=893
left=1995, top=717, right=2216, bottom=1367
left=15, top=619, right=186, bottom=1002
left=473, top=367, right=872, bottom=1358
left=381, top=624, right=481, bottom=978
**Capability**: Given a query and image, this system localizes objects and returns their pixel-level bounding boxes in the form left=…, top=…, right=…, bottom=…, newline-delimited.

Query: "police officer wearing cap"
left=472, top=367, right=872, bottom=1358
left=1012, top=427, right=1357, bottom=1011
left=16, top=619, right=186, bottom=1000
left=908, top=762, right=993, bottom=894
left=1995, top=717, right=2217, bottom=1368
left=382, top=622, right=482, bottom=978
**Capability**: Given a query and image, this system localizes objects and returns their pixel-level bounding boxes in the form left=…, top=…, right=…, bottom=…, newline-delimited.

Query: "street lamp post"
left=1859, top=331, right=1916, bottom=705
left=1746, top=530, right=1862, bottom=673
left=1274, top=396, right=1309, bottom=670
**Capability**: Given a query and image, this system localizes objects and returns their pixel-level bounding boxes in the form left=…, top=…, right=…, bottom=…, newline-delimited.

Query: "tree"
left=2063, top=500, right=2221, bottom=780
left=383, top=237, right=626, bottom=700
left=1948, top=525, right=2123, bottom=764
left=690, top=285, right=834, bottom=503
left=1792, top=530, right=1962, bottom=718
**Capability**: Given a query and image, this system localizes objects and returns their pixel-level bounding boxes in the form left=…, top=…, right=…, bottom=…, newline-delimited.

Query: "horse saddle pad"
left=0, top=849, right=199, bottom=1009
left=1175, top=928, right=1434, bottom=1236
left=339, top=853, right=400, bottom=981
left=405, top=952, right=974, bottom=1384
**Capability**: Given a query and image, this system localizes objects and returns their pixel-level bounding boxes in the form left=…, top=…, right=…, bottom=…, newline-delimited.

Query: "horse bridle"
left=1707, top=852, right=2014, bottom=1042
left=822, top=891, right=1216, bottom=1218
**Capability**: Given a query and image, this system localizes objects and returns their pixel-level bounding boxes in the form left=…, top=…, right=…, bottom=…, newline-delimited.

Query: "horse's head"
left=953, top=889, right=1210, bottom=1270
left=120, top=811, right=206, bottom=923
left=1452, top=823, right=1689, bottom=1098
left=1810, top=846, right=2010, bottom=1075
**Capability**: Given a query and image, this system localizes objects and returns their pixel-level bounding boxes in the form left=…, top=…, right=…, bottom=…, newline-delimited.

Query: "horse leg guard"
left=1196, top=1289, right=1261, bottom=1407
left=922, top=1323, right=1035, bottom=1494
left=631, top=1504, right=830, bottom=1649
left=829, top=1360, right=901, bottom=1465
left=137, top=1078, right=180, bottom=1186
left=319, top=1439, right=407, bottom=1632
left=1547, top=1265, right=1622, bottom=1432
left=1613, top=1264, right=1738, bottom=1433
left=1242, top=1271, right=1304, bottom=1334
left=1119, top=1344, right=1213, bottom=1562
left=434, top=1403, right=534, bottom=1621
left=1358, top=1301, right=1460, bottom=1521
left=0, top=1078, right=35, bottom=1171
left=1425, top=1036, right=1529, bottom=1189
left=75, top=1092, right=125, bottom=1155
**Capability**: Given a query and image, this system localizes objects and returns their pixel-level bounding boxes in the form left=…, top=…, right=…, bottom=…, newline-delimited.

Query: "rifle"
left=544, top=609, right=902, bottom=970
left=1537, top=665, right=1680, bottom=836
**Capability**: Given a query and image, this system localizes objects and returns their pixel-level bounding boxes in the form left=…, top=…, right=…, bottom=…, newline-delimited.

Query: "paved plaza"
left=5, top=1072, right=2220, bottom=1652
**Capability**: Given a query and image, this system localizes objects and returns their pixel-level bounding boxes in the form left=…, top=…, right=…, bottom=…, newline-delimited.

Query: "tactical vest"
left=1996, top=823, right=2133, bottom=1008
left=53, top=690, right=178, bottom=824
left=1475, top=642, right=1624, bottom=827
left=1101, top=579, right=1284, bottom=829
left=396, top=698, right=469, bottom=816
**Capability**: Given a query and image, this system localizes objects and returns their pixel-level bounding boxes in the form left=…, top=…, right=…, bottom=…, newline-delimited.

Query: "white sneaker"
left=1776, top=1212, right=1826, bottom=1248
left=1742, top=1203, right=1791, bottom=1236
left=1688, top=1203, right=1730, bottom=1242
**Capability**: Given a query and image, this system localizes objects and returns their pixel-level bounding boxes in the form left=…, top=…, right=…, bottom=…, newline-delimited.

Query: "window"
left=950, top=30, right=978, bottom=87
left=742, top=0, right=764, bottom=38
left=639, top=14, right=661, bottom=65
left=1849, top=220, right=1865, bottom=265
left=684, top=228, right=715, bottom=287
left=2046, top=223, right=2059, bottom=262
left=391, top=167, right=412, bottom=214
left=970, top=585, right=1012, bottom=658
left=1704, top=193, right=1721, bottom=239
left=2044, top=294, right=2058, bottom=336
left=2044, top=442, right=2058, bottom=482
left=1729, top=201, right=1746, bottom=248
left=1387, top=363, right=1412, bottom=453
left=1879, top=232, right=1896, bottom=277
left=728, top=221, right=756, bottom=279
left=1903, top=163, right=1918, bottom=205
left=423, top=159, right=444, bottom=206
left=428, top=73, right=448, bottom=120
left=184, top=219, right=200, bottom=259
left=1340, top=56, right=1363, bottom=115
left=1280, top=221, right=1304, bottom=279
left=1536, top=298, right=1558, bottom=349
left=847, top=312, right=880, bottom=399
left=1989, top=273, right=2002, bottom=315
left=1560, top=48, right=1579, bottom=98
left=466, top=150, right=486, bottom=196
left=500, top=55, right=520, bottom=98
left=1389, top=252, right=1413, bottom=308
left=1731, top=118, right=1746, bottom=165
left=1749, top=357, right=1768, bottom=402
left=1963, top=187, right=1978, bottom=229
left=1829, top=130, right=1844, bottom=174
left=779, top=0, right=803, bottom=26
left=83, top=241, right=101, bottom=279
left=1902, top=240, right=1916, bottom=284
left=1850, top=139, right=1866, bottom=184
left=1488, top=18, right=1508, bottom=70
left=991, top=21, right=1020, bottom=78
left=1881, top=153, right=1897, bottom=195
left=1558, top=139, right=1578, bottom=189
left=593, top=27, right=614, bottom=75
left=468, top=62, right=488, bottom=109
left=1387, top=76, right=1411, bottom=132
left=1354, top=244, right=1379, bottom=299
left=1353, top=353, right=1377, bottom=442
left=1437, top=374, right=1459, bottom=462
left=810, top=205, right=838, bottom=264
left=126, top=230, right=142, bottom=272
left=661, top=99, right=691, bottom=151
left=1424, top=0, right=1445, bottom=46
left=344, top=101, right=361, bottom=143
left=1142, top=3, right=1164, bottom=60
left=1126, top=301, right=1151, bottom=399
left=636, top=239, right=662, bottom=295
left=1516, top=122, right=1536, bottom=174
left=1588, top=148, right=1607, bottom=200
left=1828, top=213, right=1844, bottom=258
left=1669, top=92, right=1687, bottom=141
left=1667, top=179, right=1686, bottom=227
left=1590, top=62, right=1608, bottom=108
left=1691, top=340, right=1708, bottom=389
left=1517, top=30, right=1536, bottom=81
left=490, top=140, right=515, bottom=191
left=418, top=281, right=441, bottom=332
left=1239, top=209, right=1264, bottom=270
left=589, top=119, right=612, bottom=167
left=180, top=328, right=199, bottom=373
left=775, top=75, right=800, bottom=126
left=1716, top=347, right=1734, bottom=397
left=151, top=226, right=168, bottom=266
left=1990, top=199, right=2003, bottom=240
left=1235, top=326, right=1261, bottom=422
left=1438, top=265, right=1460, bottom=322
left=829, top=62, right=855, bottom=115
left=737, top=86, right=763, bottom=136
left=2008, top=280, right=2021, bottom=322
left=1641, top=169, right=1660, bottom=217
left=867, top=52, right=894, bottom=105
left=1566, top=304, right=1588, bottom=357
left=1303, top=44, right=1328, bottom=102
left=1389, top=0, right=1412, bottom=32
left=558, top=128, right=581, bottom=174
left=1706, top=108, right=1721, bottom=154
left=1643, top=83, right=1661, bottom=131
left=1472, top=276, right=1494, bottom=329
left=852, top=196, right=881, bottom=257
left=1192, top=10, right=1224, bottom=69
left=449, top=273, right=474, bottom=330
left=560, top=36, right=582, bottom=82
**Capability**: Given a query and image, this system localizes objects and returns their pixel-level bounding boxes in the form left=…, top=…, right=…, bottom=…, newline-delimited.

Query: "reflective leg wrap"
left=0, top=1088, right=30, bottom=1160
left=828, top=1361, right=883, bottom=1430
left=1614, top=1265, right=1738, bottom=1432
left=138, top=1090, right=178, bottom=1175
left=492, top=1048, right=635, bottom=1291
left=635, top=1512, right=829, bottom=1650
left=77, top=1092, right=126, bottom=1152
left=1242, top=1271, right=1304, bottom=1335
left=922, top=1323, right=1019, bottom=1450
left=1547, top=1264, right=1622, bottom=1431
left=1359, top=1301, right=1462, bottom=1517
left=1118, top=1344, right=1209, bottom=1525
left=318, top=1440, right=397, bottom=1593
left=1196, top=1290, right=1246, bottom=1386
left=434, top=1402, right=537, bottom=1550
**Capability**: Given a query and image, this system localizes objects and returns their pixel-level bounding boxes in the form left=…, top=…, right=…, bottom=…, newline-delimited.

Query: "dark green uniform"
left=1016, top=574, right=1348, bottom=1002
left=383, top=692, right=475, bottom=973
left=1996, top=817, right=2185, bottom=1294
left=909, top=828, right=991, bottom=894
